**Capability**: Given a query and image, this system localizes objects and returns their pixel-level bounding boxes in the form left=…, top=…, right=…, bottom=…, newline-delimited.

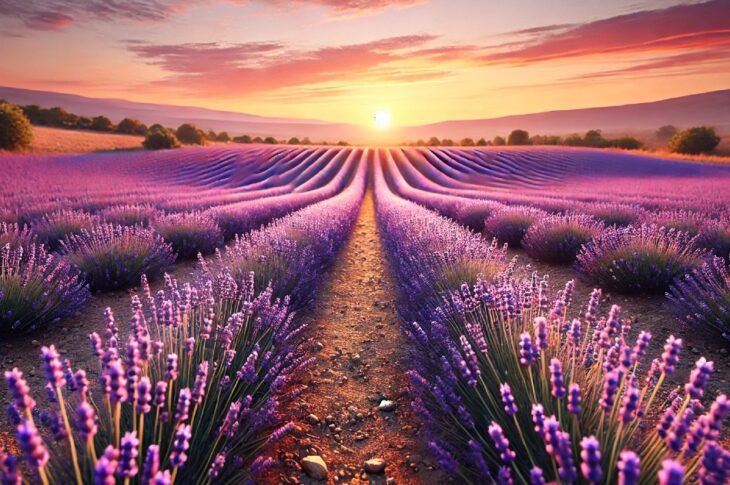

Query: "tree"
left=336, top=140, right=350, bottom=146
left=460, top=138, right=475, bottom=147
left=143, top=127, right=180, bottom=150
left=0, top=102, right=33, bottom=151
left=76, top=116, right=93, bottom=130
left=609, top=136, right=643, bottom=150
left=207, top=130, right=217, bottom=141
left=117, top=118, right=148, bottom=135
left=427, top=137, right=441, bottom=147
left=48, top=107, right=78, bottom=128
left=493, top=136, right=506, bottom=146
left=90, top=116, right=114, bottom=132
left=476, top=138, right=488, bottom=146
left=507, top=129, right=530, bottom=146
left=176, top=123, right=206, bottom=145
left=288, top=137, right=300, bottom=145
left=253, top=136, right=263, bottom=143
left=216, top=132, right=231, bottom=142
left=415, top=139, right=426, bottom=147
left=441, top=138, right=455, bottom=146
left=583, top=129, right=608, bottom=148
left=669, top=127, right=720, bottom=154
left=263, top=136, right=277, bottom=144
left=563, top=134, right=584, bottom=146
left=301, top=137, right=312, bottom=145
left=656, top=125, right=678, bottom=141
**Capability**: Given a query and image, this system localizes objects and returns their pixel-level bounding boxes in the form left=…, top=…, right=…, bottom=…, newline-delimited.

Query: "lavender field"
left=1, top=145, right=729, bottom=484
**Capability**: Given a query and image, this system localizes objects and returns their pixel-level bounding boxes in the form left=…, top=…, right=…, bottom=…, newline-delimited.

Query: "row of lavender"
left=0, top=147, right=361, bottom=335
left=1, top=155, right=367, bottom=483
left=382, top=148, right=730, bottom=342
left=374, top=154, right=729, bottom=484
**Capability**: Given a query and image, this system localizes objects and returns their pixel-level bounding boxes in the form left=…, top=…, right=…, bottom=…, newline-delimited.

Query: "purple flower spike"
left=174, top=388, right=192, bottom=423
left=106, top=359, right=128, bottom=405
left=531, top=404, right=546, bottom=438
left=661, top=336, right=682, bottom=375
left=580, top=436, right=602, bottom=483
left=568, top=383, right=581, bottom=415
left=17, top=420, right=49, bottom=469
left=76, top=401, right=97, bottom=440
left=208, top=453, right=226, bottom=479
left=600, top=370, right=621, bottom=412
left=154, top=380, right=167, bottom=408
left=519, top=332, right=535, bottom=366
left=192, top=362, right=208, bottom=404
left=151, top=470, right=172, bottom=485
left=0, top=452, right=20, bottom=485
left=534, top=317, right=548, bottom=350
left=164, top=353, right=178, bottom=382
left=427, top=441, right=457, bottom=474
left=706, top=394, right=729, bottom=440
left=549, top=358, right=565, bottom=399
left=699, top=441, right=730, bottom=485
left=530, top=467, right=545, bottom=485
left=500, top=383, right=517, bottom=416
left=620, top=381, right=641, bottom=423
left=41, top=345, right=65, bottom=389
left=94, top=446, right=119, bottom=485
left=631, top=331, right=651, bottom=362
left=498, top=466, right=513, bottom=485
left=117, top=432, right=139, bottom=478
left=170, top=424, right=192, bottom=468
left=618, top=451, right=640, bottom=485
left=4, top=368, right=35, bottom=413
left=684, top=357, right=714, bottom=399
left=658, top=459, right=684, bottom=485
left=136, top=377, right=152, bottom=414
left=141, top=445, right=160, bottom=484
left=488, top=422, right=516, bottom=463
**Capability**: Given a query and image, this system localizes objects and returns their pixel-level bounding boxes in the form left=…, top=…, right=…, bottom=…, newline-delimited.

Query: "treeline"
left=403, top=129, right=643, bottom=150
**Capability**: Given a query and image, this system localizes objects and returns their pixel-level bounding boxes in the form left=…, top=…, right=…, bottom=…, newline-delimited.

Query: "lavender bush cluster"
left=484, top=206, right=547, bottom=248
left=523, top=213, right=604, bottom=263
left=153, top=212, right=224, bottom=260
left=31, top=210, right=100, bottom=251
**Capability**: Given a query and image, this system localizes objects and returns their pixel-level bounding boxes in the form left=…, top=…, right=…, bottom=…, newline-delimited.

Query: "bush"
left=116, top=118, right=148, bottom=135
left=697, top=218, right=730, bottom=260
left=216, top=131, right=231, bottom=142
left=492, top=136, right=506, bottom=146
left=667, top=256, right=730, bottom=340
left=90, top=116, right=114, bottom=132
left=441, top=139, right=454, bottom=147
left=460, top=138, right=475, bottom=147
left=263, top=136, right=277, bottom=144
left=31, top=210, right=100, bottom=251
left=233, top=134, right=252, bottom=144
left=0, top=103, right=33, bottom=151
left=61, top=224, right=175, bottom=291
left=585, top=203, right=645, bottom=227
left=483, top=206, right=546, bottom=248
left=507, top=129, right=530, bottom=146
left=656, top=125, right=678, bottom=141
left=101, top=204, right=159, bottom=227
left=143, top=127, right=180, bottom=150
left=253, top=136, right=263, bottom=143
left=648, top=209, right=706, bottom=237
left=288, top=137, right=300, bottom=145
left=577, top=224, right=707, bottom=294
left=523, top=213, right=604, bottom=264
left=609, top=136, right=643, bottom=150
left=153, top=212, right=223, bottom=259
left=0, top=222, right=35, bottom=248
left=476, top=138, right=488, bottom=146
left=0, top=243, right=89, bottom=334
left=176, top=123, right=206, bottom=145
left=427, top=137, right=441, bottom=147
left=669, top=126, right=720, bottom=154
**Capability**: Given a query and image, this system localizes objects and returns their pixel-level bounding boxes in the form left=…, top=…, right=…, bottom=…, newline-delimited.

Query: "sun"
left=373, top=111, right=392, bottom=129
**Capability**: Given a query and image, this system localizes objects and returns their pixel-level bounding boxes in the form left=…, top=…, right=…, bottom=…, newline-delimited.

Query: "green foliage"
left=492, top=135, right=506, bottom=146
left=669, top=126, right=720, bottom=154
left=116, top=117, right=147, bottom=135
left=90, top=115, right=115, bottom=132
left=530, top=134, right=562, bottom=145
left=253, top=136, right=264, bottom=143
left=0, top=102, right=33, bottom=151
left=507, top=129, right=531, bottom=145
left=233, top=134, right=252, bottom=143
left=176, top=123, right=206, bottom=145
left=215, top=131, right=231, bottom=142
left=609, top=136, right=643, bottom=150
left=263, top=136, right=277, bottom=144
left=143, top=127, right=180, bottom=150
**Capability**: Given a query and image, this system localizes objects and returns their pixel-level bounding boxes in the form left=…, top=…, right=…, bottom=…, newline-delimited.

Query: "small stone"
left=301, top=456, right=328, bottom=480
left=408, top=454, right=423, bottom=465
left=378, top=400, right=396, bottom=412
left=314, top=342, right=324, bottom=351
left=691, top=347, right=701, bottom=355
left=364, top=458, right=386, bottom=474
left=31, top=340, right=40, bottom=347
left=306, top=414, right=320, bottom=425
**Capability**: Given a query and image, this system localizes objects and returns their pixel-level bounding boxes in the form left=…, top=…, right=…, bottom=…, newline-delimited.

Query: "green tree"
left=216, top=132, right=231, bottom=142
left=609, top=136, right=643, bottom=150
left=233, top=134, right=252, bottom=143
left=117, top=118, right=148, bottom=135
left=656, top=125, right=678, bottom=142
left=507, top=129, right=530, bottom=145
left=176, top=123, right=206, bottom=145
left=301, top=137, right=312, bottom=145
left=427, top=137, right=441, bottom=146
left=143, top=127, right=180, bottom=150
left=460, top=138, right=475, bottom=147
left=76, top=116, right=93, bottom=130
left=263, top=136, right=277, bottom=144
left=476, top=138, right=488, bottom=146
left=415, top=139, right=426, bottom=147
left=669, top=127, right=720, bottom=154
left=583, top=129, right=608, bottom=148
left=288, top=137, right=300, bottom=145
left=253, top=136, right=264, bottom=143
left=0, top=102, right=33, bottom=151
left=90, top=116, right=115, bottom=132
left=441, top=138, right=455, bottom=146
left=492, top=135, right=506, bottom=146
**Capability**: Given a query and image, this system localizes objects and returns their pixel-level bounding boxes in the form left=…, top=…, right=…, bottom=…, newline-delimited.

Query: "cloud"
left=481, top=0, right=730, bottom=64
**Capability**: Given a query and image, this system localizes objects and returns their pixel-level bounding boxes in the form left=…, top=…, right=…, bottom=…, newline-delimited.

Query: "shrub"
left=253, top=136, right=263, bottom=143
left=492, top=135, right=505, bottom=146
left=577, top=224, right=707, bottom=294
left=101, top=204, right=159, bottom=227
left=288, top=137, right=300, bottom=145
left=0, top=243, right=89, bottom=334
left=668, top=256, right=730, bottom=341
left=427, top=137, right=441, bottom=147
left=441, top=139, right=454, bottom=147
left=697, top=218, right=730, bottom=259
left=585, top=202, right=645, bottom=227
left=301, top=137, right=312, bottom=145
left=143, top=127, right=180, bottom=150
left=610, top=136, right=643, bottom=150
left=61, top=224, right=175, bottom=291
left=0, top=222, right=35, bottom=248
left=656, top=124, right=678, bottom=141
left=484, top=206, right=547, bottom=248
left=523, top=213, right=604, bottom=263
left=116, top=118, right=148, bottom=135
left=153, top=212, right=223, bottom=259
left=648, top=209, right=706, bottom=237
left=263, top=136, right=277, bottom=144
left=460, top=138, right=475, bottom=147
left=90, top=116, right=114, bottom=132
left=669, top=126, right=720, bottom=154
left=31, top=210, right=100, bottom=251
left=176, top=123, right=206, bottom=145
left=2, top=274, right=303, bottom=482
left=507, top=129, right=530, bottom=146
left=476, top=138, right=488, bottom=146
left=233, top=134, right=252, bottom=144
left=215, top=131, right=231, bottom=142
left=0, top=103, right=33, bottom=151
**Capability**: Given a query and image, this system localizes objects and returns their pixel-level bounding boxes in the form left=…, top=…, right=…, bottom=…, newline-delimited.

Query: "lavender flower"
left=519, top=332, right=535, bottom=366
left=41, top=345, right=65, bottom=389
left=17, top=420, right=49, bottom=469
left=661, top=335, right=682, bottom=374
left=117, top=432, right=139, bottom=478
left=153, top=380, right=167, bottom=408
left=94, top=446, right=119, bottom=485
left=658, top=459, right=684, bottom=485
left=141, top=445, right=160, bottom=485
left=164, top=353, right=178, bottom=382
left=4, top=369, right=35, bottom=413
left=136, top=377, right=152, bottom=414
left=208, top=453, right=226, bottom=479
left=580, top=436, right=602, bottom=483
left=618, top=451, right=640, bottom=485
left=500, top=383, right=517, bottom=416
left=529, top=467, right=545, bottom=485
left=170, top=424, right=191, bottom=468
left=192, top=362, right=208, bottom=404
left=568, top=383, right=581, bottom=415
left=684, top=357, right=714, bottom=399
left=174, top=388, right=192, bottom=422
left=488, top=422, right=516, bottom=463
left=549, top=358, right=565, bottom=399
left=76, top=401, right=97, bottom=441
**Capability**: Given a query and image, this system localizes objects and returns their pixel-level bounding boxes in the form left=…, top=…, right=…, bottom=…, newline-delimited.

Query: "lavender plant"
left=31, top=210, right=100, bottom=251
left=0, top=243, right=89, bottom=334
left=584, top=202, right=645, bottom=227
left=697, top=218, right=730, bottom=260
left=61, top=224, right=175, bottom=292
left=647, top=210, right=706, bottom=237
left=577, top=224, right=707, bottom=294
left=523, top=213, right=604, bottom=264
left=153, top=212, right=223, bottom=260
left=101, top=204, right=159, bottom=227
left=483, top=206, right=547, bottom=248
left=667, top=256, right=730, bottom=343
left=0, top=222, right=35, bottom=248
left=3, top=272, right=308, bottom=483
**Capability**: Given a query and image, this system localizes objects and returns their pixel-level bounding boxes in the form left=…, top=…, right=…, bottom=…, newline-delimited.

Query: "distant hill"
left=1, top=86, right=728, bottom=143
left=398, top=90, right=730, bottom=140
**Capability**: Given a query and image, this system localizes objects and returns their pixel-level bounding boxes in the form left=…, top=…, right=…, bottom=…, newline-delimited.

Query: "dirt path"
left=269, top=189, right=444, bottom=485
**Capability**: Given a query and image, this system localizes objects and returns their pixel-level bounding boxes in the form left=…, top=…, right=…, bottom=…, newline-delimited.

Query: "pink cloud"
left=481, top=0, right=730, bottom=64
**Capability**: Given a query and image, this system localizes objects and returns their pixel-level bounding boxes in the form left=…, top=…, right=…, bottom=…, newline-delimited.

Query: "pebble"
left=364, top=458, right=387, bottom=474
left=31, top=340, right=40, bottom=347
left=306, top=414, right=320, bottom=425
left=378, top=400, right=397, bottom=412
left=301, top=456, right=328, bottom=480
left=314, top=341, right=325, bottom=351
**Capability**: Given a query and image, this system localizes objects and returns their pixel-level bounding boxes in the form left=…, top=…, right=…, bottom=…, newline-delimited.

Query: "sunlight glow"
left=373, top=111, right=392, bottom=129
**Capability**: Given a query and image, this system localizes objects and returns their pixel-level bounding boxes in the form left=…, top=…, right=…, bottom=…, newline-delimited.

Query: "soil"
left=266, top=190, right=446, bottom=485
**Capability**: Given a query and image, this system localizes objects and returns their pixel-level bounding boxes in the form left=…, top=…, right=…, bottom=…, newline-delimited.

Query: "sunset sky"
left=1, top=0, right=729, bottom=127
